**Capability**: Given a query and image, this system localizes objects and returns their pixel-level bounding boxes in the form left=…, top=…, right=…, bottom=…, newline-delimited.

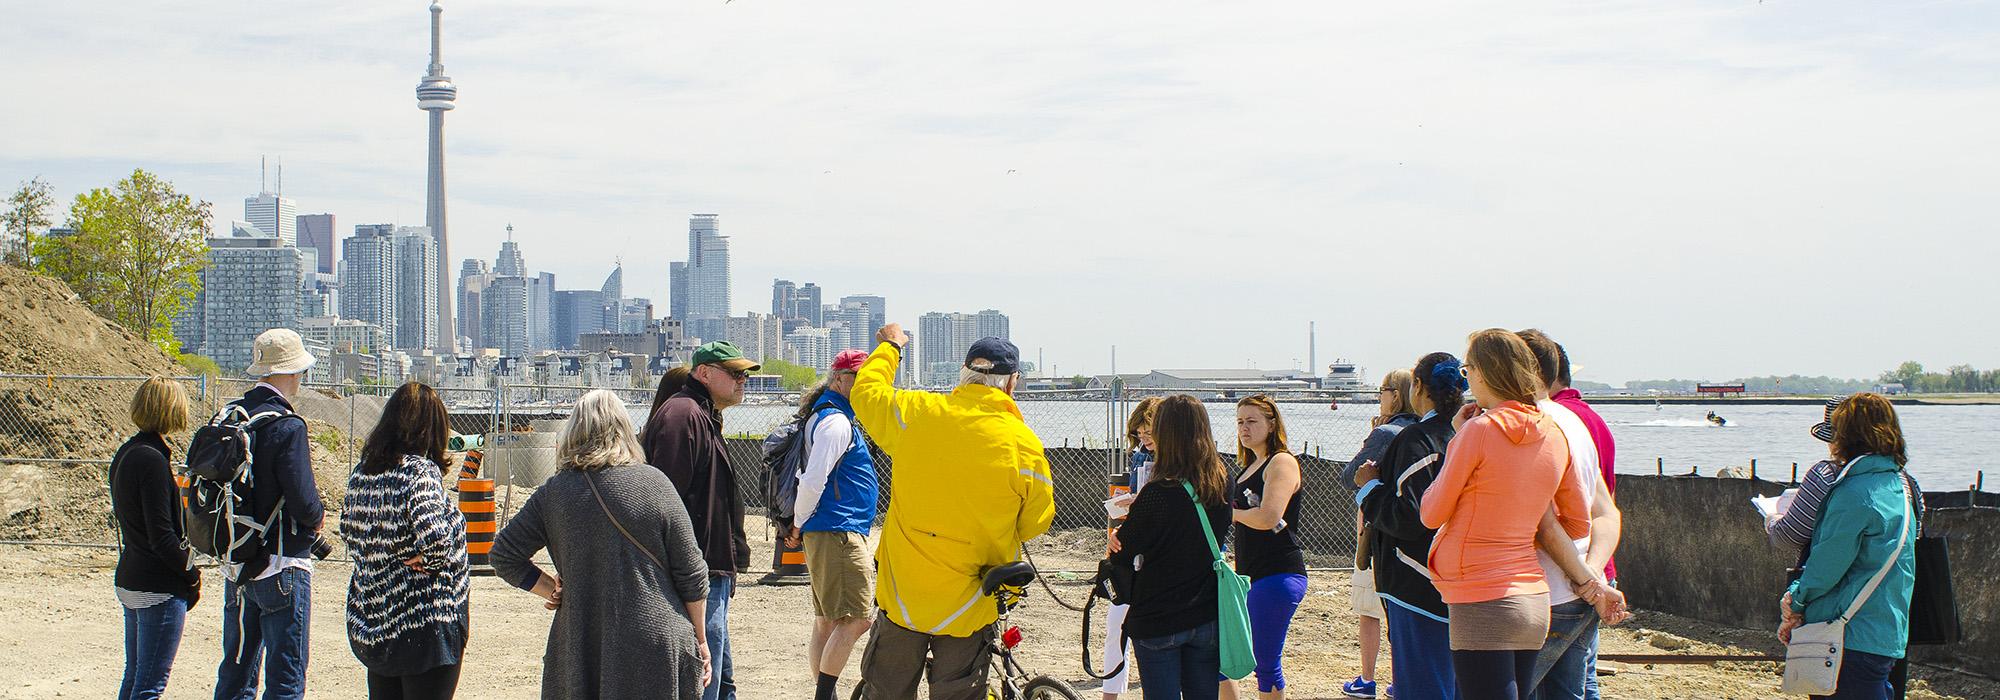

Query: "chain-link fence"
left=0, top=375, right=1376, bottom=566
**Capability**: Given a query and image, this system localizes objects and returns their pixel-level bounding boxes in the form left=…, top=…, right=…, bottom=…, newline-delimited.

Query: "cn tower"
left=417, top=1, right=457, bottom=355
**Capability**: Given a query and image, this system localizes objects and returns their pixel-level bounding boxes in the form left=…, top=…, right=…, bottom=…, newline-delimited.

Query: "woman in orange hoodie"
left=1420, top=329, right=1592, bottom=700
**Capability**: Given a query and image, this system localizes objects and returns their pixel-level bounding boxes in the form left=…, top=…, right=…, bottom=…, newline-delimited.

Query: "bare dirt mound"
left=0, top=266, right=356, bottom=542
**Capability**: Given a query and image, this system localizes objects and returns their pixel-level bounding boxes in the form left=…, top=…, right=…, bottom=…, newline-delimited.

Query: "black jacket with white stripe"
left=1359, top=410, right=1455, bottom=620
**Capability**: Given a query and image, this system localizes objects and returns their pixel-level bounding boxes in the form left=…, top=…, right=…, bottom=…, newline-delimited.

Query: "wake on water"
left=1619, top=418, right=1737, bottom=428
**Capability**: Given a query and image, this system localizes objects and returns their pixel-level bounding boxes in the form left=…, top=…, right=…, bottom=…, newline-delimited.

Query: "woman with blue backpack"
left=1107, top=394, right=1234, bottom=700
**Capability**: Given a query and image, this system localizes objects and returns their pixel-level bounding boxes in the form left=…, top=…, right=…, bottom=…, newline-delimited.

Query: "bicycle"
left=851, top=561, right=1081, bottom=700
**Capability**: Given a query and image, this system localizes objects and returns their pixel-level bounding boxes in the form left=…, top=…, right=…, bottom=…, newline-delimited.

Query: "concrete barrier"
left=1616, top=474, right=1998, bottom=679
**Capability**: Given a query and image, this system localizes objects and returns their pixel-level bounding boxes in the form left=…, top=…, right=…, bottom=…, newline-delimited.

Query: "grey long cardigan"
left=492, top=464, right=710, bottom=699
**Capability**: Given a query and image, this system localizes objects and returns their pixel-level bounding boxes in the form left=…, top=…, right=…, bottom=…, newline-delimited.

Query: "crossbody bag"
left=1782, top=467, right=1910, bottom=695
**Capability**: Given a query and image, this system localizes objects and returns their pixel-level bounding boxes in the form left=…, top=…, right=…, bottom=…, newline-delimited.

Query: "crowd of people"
left=99, top=325, right=1925, bottom=700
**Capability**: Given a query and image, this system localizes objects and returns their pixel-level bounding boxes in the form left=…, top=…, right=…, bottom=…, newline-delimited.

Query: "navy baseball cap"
left=965, top=337, right=1020, bottom=375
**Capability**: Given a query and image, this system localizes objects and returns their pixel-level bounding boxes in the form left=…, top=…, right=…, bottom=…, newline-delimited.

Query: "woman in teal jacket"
left=1780, top=393, right=1917, bottom=700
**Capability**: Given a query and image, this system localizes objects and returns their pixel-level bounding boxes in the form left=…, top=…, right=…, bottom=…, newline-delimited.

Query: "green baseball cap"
left=692, top=341, right=760, bottom=372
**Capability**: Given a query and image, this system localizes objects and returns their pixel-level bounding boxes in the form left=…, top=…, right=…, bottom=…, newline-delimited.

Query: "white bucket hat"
left=245, top=328, right=317, bottom=378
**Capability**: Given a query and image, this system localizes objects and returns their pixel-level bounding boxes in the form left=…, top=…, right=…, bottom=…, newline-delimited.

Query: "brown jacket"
left=642, top=381, right=749, bottom=575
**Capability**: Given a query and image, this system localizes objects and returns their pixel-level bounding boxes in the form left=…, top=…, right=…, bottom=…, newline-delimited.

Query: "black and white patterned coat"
left=340, top=454, right=470, bottom=675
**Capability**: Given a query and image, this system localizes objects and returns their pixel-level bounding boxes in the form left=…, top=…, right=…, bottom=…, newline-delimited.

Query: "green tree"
left=759, top=358, right=821, bottom=390
left=177, top=353, right=221, bottom=378
left=3, top=177, right=55, bottom=266
left=35, top=169, right=210, bottom=354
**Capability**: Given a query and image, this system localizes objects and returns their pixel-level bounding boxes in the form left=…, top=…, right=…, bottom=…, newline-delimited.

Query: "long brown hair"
left=1234, top=394, right=1290, bottom=466
left=1125, top=396, right=1162, bottom=451
left=1152, top=395, right=1227, bottom=506
left=1831, top=392, right=1908, bottom=466
left=649, top=365, right=692, bottom=420
left=358, top=382, right=452, bottom=475
left=1465, top=328, right=1543, bottom=405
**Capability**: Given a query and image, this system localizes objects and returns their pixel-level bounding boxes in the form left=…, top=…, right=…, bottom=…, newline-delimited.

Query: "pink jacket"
left=1421, top=400, right=1590, bottom=604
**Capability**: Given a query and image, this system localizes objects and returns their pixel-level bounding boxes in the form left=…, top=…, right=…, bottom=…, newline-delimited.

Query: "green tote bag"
left=1184, top=481, right=1256, bottom=680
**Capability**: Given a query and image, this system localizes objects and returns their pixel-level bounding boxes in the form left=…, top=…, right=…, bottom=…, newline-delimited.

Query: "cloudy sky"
left=4, top=0, right=1996, bottom=383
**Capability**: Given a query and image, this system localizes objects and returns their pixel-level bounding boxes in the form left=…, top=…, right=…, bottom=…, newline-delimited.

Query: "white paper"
left=1103, top=494, right=1134, bottom=519
left=1751, top=488, right=1801, bottom=524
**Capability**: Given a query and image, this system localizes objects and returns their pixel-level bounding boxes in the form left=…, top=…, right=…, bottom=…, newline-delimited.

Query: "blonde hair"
left=559, top=390, right=647, bottom=471
left=958, top=364, right=1015, bottom=390
left=130, top=376, right=190, bottom=435
left=1380, top=368, right=1416, bottom=415
left=1465, top=328, right=1543, bottom=405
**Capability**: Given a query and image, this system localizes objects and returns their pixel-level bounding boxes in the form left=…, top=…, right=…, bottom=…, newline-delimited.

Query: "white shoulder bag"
left=1781, top=468, right=1910, bottom=695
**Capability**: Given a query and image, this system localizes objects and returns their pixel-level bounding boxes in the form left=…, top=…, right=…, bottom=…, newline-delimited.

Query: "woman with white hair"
left=491, top=390, right=712, bottom=699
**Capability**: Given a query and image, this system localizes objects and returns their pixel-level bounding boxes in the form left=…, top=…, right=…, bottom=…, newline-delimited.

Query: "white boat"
left=1324, top=359, right=1366, bottom=390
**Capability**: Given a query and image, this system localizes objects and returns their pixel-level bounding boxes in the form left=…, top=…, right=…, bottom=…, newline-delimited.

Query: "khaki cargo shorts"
left=805, top=530, right=874, bottom=620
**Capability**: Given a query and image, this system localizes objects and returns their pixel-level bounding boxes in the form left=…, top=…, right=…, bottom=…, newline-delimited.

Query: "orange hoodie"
left=1420, top=400, right=1590, bottom=605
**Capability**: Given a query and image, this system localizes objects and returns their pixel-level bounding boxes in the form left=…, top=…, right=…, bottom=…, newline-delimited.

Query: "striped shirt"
left=1770, top=458, right=1924, bottom=552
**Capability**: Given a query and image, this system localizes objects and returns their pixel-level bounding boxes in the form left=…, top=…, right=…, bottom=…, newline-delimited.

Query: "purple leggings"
left=1245, top=573, right=1308, bottom=692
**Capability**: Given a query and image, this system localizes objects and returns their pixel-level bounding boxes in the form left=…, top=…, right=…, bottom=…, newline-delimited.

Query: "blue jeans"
left=1132, top=621, right=1219, bottom=700
left=215, top=568, right=311, bottom=700
left=120, top=596, right=188, bottom=700
left=1813, top=649, right=1896, bottom=700
left=702, top=575, right=736, bottom=700
left=1384, top=603, right=1456, bottom=700
left=1529, top=600, right=1600, bottom=700
left=1247, top=573, right=1308, bottom=692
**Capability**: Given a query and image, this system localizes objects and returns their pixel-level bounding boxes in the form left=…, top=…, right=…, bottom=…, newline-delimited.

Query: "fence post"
left=1750, top=458, right=1757, bottom=480
left=1656, top=457, right=1663, bottom=475
left=1792, top=462, right=1799, bottom=482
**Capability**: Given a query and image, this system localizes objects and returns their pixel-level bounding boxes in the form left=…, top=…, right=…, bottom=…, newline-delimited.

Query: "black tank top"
left=1232, top=454, right=1306, bottom=581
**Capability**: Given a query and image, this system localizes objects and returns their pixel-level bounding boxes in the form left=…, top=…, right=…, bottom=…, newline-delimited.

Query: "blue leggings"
left=1245, top=573, right=1308, bottom=693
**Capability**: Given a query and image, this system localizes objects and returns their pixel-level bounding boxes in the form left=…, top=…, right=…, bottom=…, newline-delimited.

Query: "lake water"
left=652, top=399, right=1996, bottom=490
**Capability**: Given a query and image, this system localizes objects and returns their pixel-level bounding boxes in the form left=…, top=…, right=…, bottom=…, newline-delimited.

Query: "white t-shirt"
left=1536, top=399, right=1600, bottom=606
left=792, top=410, right=856, bottom=526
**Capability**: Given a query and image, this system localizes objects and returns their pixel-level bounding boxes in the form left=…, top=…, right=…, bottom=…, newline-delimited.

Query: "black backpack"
left=182, top=403, right=300, bottom=579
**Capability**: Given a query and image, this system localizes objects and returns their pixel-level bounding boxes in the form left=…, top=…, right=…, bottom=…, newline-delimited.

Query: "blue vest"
left=801, top=392, right=880, bottom=534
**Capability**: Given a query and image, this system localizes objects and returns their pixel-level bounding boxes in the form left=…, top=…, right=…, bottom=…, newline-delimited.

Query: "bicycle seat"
left=980, top=561, right=1037, bottom=596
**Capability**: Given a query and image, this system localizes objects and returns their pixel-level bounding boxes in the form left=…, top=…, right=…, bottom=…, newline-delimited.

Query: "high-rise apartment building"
left=841, top=295, right=886, bottom=334
left=724, top=312, right=784, bottom=365
left=483, top=275, right=529, bottom=357
left=295, top=213, right=336, bottom=274
left=340, top=224, right=398, bottom=340
left=528, top=271, right=555, bottom=352
left=393, top=226, right=439, bottom=351
left=916, top=309, right=1011, bottom=386
left=668, top=261, right=688, bottom=320
left=785, top=326, right=832, bottom=370
left=194, top=236, right=305, bottom=374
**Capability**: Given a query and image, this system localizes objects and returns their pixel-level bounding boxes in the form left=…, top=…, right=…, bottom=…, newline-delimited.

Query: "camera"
left=309, top=534, right=335, bottom=560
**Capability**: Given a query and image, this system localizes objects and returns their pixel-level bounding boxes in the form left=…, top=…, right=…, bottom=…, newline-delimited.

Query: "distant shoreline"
left=1578, top=394, right=2000, bottom=406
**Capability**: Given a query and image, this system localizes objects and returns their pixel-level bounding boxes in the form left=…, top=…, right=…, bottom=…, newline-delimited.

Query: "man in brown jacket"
left=643, top=340, right=758, bottom=700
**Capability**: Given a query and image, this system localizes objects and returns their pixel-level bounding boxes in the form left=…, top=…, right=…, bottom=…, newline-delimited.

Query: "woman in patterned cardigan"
left=341, top=382, right=469, bottom=699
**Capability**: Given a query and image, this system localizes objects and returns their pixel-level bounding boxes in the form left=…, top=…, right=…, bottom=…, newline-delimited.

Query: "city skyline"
left=7, top=2, right=1998, bottom=382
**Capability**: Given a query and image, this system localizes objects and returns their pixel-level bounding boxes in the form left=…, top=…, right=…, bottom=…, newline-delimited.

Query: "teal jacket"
left=1785, top=454, right=1916, bottom=659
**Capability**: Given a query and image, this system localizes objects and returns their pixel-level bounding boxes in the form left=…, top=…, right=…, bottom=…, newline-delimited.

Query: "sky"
left=4, top=0, right=1997, bottom=384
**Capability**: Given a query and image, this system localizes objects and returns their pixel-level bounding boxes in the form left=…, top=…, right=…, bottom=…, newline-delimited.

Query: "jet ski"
left=1706, top=411, right=1728, bottom=427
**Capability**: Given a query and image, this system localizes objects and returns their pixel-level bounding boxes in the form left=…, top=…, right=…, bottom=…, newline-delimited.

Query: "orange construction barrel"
left=459, top=475, right=497, bottom=576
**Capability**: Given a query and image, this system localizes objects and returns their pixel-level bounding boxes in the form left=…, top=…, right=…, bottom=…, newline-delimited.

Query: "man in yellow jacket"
left=850, top=323, right=1055, bottom=700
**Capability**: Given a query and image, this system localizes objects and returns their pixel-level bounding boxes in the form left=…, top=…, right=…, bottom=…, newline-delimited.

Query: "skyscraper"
left=456, top=258, right=490, bottom=350
left=393, top=226, right=438, bottom=350
left=841, top=295, right=887, bottom=333
left=340, top=224, right=398, bottom=339
left=668, top=262, right=688, bottom=320
left=295, top=213, right=336, bottom=274
left=528, top=271, right=555, bottom=351
left=771, top=279, right=798, bottom=318
left=684, top=214, right=730, bottom=320
left=800, top=283, right=824, bottom=326
left=197, top=236, right=305, bottom=374
left=417, top=1, right=458, bottom=355
left=243, top=163, right=297, bottom=247
left=915, top=309, right=1011, bottom=386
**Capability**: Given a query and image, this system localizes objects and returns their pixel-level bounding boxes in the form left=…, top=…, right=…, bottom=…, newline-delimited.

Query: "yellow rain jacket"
left=848, top=341, right=1056, bottom=637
